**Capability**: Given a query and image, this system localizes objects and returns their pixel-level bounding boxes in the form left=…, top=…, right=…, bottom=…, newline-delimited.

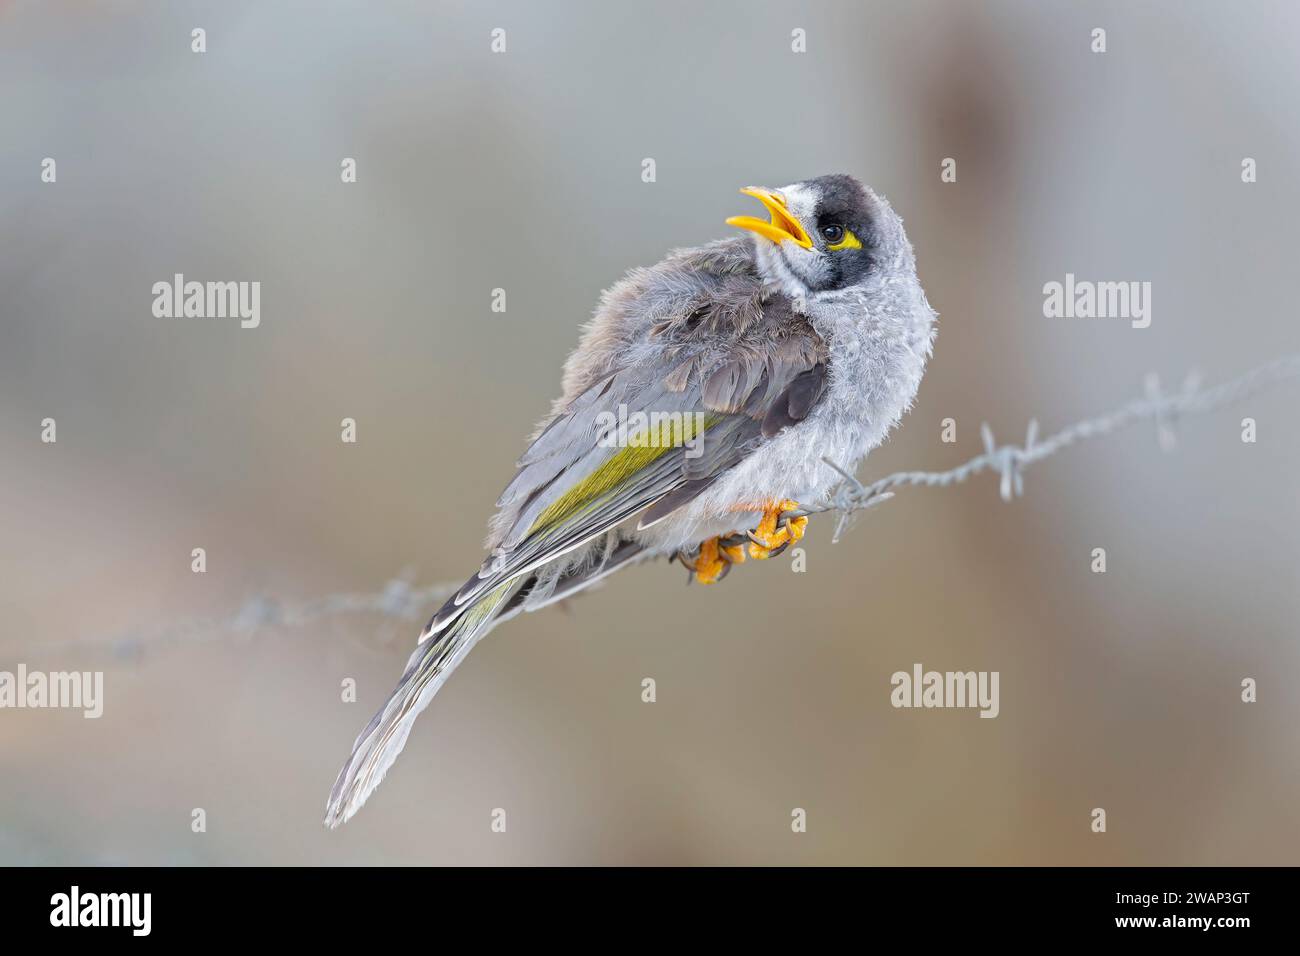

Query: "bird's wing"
left=424, top=300, right=828, bottom=637
left=326, top=296, right=828, bottom=826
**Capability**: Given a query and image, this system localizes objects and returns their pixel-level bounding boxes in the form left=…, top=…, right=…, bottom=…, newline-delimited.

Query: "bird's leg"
left=679, top=504, right=803, bottom=583
left=686, top=537, right=724, bottom=585
left=681, top=533, right=747, bottom=585
left=718, top=532, right=748, bottom=564
left=746, top=499, right=807, bottom=560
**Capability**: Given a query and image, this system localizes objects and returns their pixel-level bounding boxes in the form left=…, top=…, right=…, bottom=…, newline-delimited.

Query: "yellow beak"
left=726, top=187, right=812, bottom=248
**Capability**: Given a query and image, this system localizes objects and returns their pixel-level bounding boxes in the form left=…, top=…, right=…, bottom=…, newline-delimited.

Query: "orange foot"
left=682, top=534, right=747, bottom=585
left=746, top=499, right=807, bottom=560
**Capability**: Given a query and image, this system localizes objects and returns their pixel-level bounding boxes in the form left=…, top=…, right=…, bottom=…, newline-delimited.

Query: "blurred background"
left=2, top=0, right=1298, bottom=865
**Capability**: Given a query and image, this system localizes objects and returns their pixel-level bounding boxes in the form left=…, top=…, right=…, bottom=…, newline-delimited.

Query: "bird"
left=324, top=173, right=937, bottom=827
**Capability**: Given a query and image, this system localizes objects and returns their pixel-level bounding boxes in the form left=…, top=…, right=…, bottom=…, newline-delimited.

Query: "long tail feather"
left=323, top=581, right=517, bottom=828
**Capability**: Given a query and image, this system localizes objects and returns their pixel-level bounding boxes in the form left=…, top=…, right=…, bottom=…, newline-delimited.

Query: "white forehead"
left=776, top=182, right=818, bottom=222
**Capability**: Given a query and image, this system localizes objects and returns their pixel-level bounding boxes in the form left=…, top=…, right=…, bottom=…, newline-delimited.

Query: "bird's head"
left=726, top=173, right=911, bottom=300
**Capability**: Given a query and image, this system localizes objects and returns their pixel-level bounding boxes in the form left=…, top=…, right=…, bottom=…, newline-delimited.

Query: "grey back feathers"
left=420, top=240, right=827, bottom=638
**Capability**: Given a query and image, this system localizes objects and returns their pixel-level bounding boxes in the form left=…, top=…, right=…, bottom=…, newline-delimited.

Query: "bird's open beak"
left=726, top=187, right=813, bottom=248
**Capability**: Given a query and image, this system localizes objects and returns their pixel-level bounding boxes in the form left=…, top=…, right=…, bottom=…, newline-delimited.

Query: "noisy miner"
left=325, top=173, right=937, bottom=827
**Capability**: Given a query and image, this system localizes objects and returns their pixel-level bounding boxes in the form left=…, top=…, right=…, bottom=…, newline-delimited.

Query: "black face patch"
left=808, top=174, right=873, bottom=228
left=803, top=174, right=877, bottom=291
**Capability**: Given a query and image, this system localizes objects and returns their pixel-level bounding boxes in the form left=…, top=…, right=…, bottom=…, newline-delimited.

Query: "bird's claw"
left=679, top=501, right=806, bottom=583
left=747, top=499, right=806, bottom=559
left=681, top=536, right=739, bottom=585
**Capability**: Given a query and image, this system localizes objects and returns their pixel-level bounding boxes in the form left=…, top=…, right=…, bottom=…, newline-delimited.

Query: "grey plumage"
left=425, top=269, right=827, bottom=637
left=325, top=174, right=937, bottom=827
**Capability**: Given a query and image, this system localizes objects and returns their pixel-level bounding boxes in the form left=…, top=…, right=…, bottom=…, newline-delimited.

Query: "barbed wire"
left=815, top=353, right=1300, bottom=542
left=8, top=575, right=460, bottom=664
left=7, top=353, right=1298, bottom=663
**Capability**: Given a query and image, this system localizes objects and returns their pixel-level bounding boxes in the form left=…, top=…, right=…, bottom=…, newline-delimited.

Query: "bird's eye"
left=819, top=224, right=862, bottom=251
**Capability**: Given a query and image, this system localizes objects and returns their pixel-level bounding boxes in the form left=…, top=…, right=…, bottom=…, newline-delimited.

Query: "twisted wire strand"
left=9, top=577, right=459, bottom=663
left=818, top=354, right=1300, bottom=541
left=7, top=354, right=1298, bottom=661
